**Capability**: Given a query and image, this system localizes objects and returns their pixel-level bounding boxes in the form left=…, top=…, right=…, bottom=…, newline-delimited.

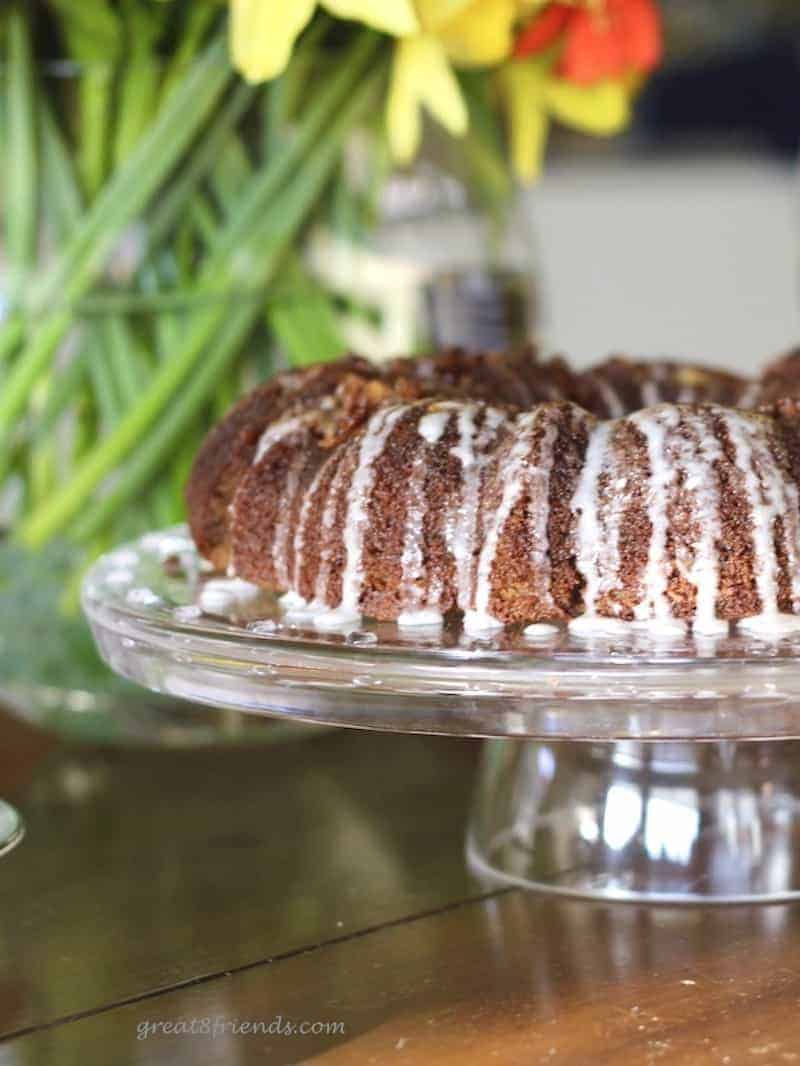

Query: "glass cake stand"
left=0, top=803, right=24, bottom=858
left=82, top=526, right=800, bottom=904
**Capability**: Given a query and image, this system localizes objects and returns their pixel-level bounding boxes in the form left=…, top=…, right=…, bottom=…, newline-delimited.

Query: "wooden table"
left=1, top=703, right=800, bottom=1065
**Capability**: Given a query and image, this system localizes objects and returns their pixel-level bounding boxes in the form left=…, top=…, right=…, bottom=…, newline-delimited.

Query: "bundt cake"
left=187, top=347, right=800, bottom=636
left=572, top=356, right=751, bottom=418
left=756, top=347, right=800, bottom=407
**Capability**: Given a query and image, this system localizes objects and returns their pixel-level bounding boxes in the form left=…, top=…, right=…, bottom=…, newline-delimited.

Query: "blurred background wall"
left=531, top=158, right=798, bottom=369
left=531, top=0, right=800, bottom=370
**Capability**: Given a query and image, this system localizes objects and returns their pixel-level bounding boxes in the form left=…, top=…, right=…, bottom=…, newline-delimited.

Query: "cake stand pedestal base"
left=469, top=739, right=800, bottom=903
left=83, top=530, right=800, bottom=907
left=0, top=801, right=24, bottom=857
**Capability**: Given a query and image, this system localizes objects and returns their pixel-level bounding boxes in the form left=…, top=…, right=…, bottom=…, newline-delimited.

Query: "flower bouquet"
left=0, top=0, right=661, bottom=713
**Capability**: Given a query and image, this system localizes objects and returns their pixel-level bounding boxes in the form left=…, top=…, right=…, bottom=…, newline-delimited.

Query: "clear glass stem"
left=468, top=738, right=800, bottom=903
left=0, top=800, right=24, bottom=856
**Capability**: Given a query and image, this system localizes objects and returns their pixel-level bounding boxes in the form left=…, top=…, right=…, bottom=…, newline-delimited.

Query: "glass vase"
left=0, top=34, right=354, bottom=743
left=305, top=126, right=542, bottom=360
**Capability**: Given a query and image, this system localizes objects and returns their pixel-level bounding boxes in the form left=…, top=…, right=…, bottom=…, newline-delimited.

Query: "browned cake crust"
left=571, top=356, right=752, bottom=418
left=391, top=346, right=576, bottom=406
left=187, top=346, right=800, bottom=632
left=186, top=346, right=573, bottom=571
left=757, top=348, right=800, bottom=406
left=185, top=356, right=380, bottom=570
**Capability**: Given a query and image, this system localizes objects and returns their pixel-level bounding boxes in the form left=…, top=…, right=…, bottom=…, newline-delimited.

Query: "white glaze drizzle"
left=726, top=410, right=800, bottom=627
left=721, top=410, right=781, bottom=620
left=397, top=608, right=444, bottom=628
left=737, top=382, right=761, bottom=409
left=630, top=406, right=680, bottom=622
left=572, top=421, right=613, bottom=615
left=595, top=379, right=625, bottom=418
left=417, top=409, right=450, bottom=445
left=523, top=622, right=559, bottom=639
left=640, top=381, right=661, bottom=408
left=312, top=450, right=353, bottom=607
left=199, top=577, right=262, bottom=616
left=290, top=457, right=330, bottom=591
left=271, top=452, right=306, bottom=589
left=572, top=405, right=748, bottom=633
left=337, top=405, right=407, bottom=616
left=253, top=415, right=306, bottom=464
left=671, top=409, right=725, bottom=634
left=568, top=614, right=632, bottom=638
left=757, top=427, right=800, bottom=611
left=399, top=445, right=434, bottom=614
left=255, top=386, right=800, bottom=640
left=782, top=477, right=800, bottom=612
left=472, top=409, right=558, bottom=625
left=527, top=414, right=560, bottom=611
left=737, top=613, right=800, bottom=636
left=229, top=415, right=309, bottom=580
left=397, top=404, right=463, bottom=615
left=446, top=405, right=507, bottom=611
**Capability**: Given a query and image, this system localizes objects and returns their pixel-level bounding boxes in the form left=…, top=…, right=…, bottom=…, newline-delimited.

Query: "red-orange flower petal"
left=558, top=0, right=662, bottom=84
left=513, top=3, right=573, bottom=58
left=616, top=0, right=662, bottom=73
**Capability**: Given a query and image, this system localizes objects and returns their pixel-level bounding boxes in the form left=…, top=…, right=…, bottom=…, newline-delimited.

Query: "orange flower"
left=514, top=0, right=662, bottom=84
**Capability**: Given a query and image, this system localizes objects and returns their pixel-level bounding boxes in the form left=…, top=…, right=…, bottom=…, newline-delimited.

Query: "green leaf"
left=48, top=63, right=385, bottom=547
left=0, top=34, right=232, bottom=443
left=113, top=0, right=169, bottom=167
left=46, top=0, right=122, bottom=63
left=267, top=255, right=345, bottom=366
left=5, top=6, right=38, bottom=304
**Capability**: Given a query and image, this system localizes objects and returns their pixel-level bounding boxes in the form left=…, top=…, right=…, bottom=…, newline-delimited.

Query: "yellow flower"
left=500, top=53, right=631, bottom=181
left=420, top=0, right=520, bottom=66
left=229, top=0, right=624, bottom=176
left=230, top=0, right=418, bottom=83
left=230, top=0, right=532, bottom=163
left=387, top=0, right=530, bottom=163
left=387, top=35, right=468, bottom=163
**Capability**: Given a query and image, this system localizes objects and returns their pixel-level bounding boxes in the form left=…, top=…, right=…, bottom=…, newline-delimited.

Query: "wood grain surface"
left=1, top=705, right=799, bottom=1064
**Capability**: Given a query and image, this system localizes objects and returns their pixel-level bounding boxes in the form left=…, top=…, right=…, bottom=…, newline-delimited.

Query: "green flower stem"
left=0, top=35, right=232, bottom=442
left=0, top=317, right=24, bottom=371
left=70, top=301, right=259, bottom=544
left=48, top=0, right=122, bottom=197
left=205, top=33, right=380, bottom=272
left=158, top=3, right=219, bottom=103
left=113, top=0, right=166, bottom=167
left=24, top=64, right=384, bottom=548
left=39, top=92, right=83, bottom=229
left=459, top=72, right=513, bottom=212
left=261, top=16, right=327, bottom=158
left=187, top=193, right=219, bottom=247
left=103, top=317, right=147, bottom=402
left=77, top=64, right=114, bottom=200
left=27, top=382, right=56, bottom=507
left=114, top=57, right=162, bottom=168
left=209, top=130, right=251, bottom=207
left=146, top=80, right=256, bottom=253
left=0, top=42, right=231, bottom=454
left=37, top=37, right=229, bottom=311
left=30, top=347, right=89, bottom=443
left=87, top=337, right=121, bottom=429
left=71, top=392, right=95, bottom=466
left=5, top=6, right=38, bottom=306
left=267, top=254, right=344, bottom=366
left=171, top=427, right=204, bottom=504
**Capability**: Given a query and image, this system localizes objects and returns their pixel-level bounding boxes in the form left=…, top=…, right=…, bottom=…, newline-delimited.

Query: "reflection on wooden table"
left=0, top=701, right=799, bottom=1064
